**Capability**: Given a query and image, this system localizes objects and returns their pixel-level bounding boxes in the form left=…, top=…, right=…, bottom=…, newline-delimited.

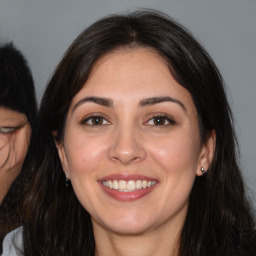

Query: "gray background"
left=0, top=0, right=255, bottom=207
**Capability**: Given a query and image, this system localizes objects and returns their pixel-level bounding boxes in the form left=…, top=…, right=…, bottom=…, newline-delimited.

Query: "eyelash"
left=80, top=114, right=176, bottom=127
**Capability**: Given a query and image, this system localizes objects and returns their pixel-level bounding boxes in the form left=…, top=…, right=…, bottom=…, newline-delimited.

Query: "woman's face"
left=0, top=107, right=31, bottom=203
left=56, top=48, right=214, bottom=236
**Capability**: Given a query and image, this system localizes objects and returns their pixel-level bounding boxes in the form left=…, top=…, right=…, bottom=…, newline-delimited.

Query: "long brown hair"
left=22, top=10, right=255, bottom=255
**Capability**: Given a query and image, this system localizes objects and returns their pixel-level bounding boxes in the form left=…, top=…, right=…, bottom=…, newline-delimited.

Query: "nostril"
left=107, top=130, right=146, bottom=164
left=110, top=154, right=142, bottom=165
left=108, top=146, right=146, bottom=164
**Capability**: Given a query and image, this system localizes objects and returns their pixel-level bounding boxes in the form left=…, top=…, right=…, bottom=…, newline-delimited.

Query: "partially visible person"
left=0, top=108, right=30, bottom=204
left=0, top=43, right=37, bottom=253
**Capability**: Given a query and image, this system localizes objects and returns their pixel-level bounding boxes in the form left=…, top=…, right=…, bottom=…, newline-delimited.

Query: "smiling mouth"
left=102, top=180, right=157, bottom=192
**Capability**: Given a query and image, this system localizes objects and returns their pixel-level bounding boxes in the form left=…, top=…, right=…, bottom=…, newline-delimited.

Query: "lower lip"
left=99, top=182, right=157, bottom=202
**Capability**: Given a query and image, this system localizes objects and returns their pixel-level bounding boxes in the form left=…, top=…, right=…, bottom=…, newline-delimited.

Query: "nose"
left=107, top=125, right=146, bottom=165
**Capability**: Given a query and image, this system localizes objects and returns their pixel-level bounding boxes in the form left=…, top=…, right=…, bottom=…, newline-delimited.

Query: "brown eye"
left=81, top=115, right=110, bottom=126
left=91, top=116, right=104, bottom=125
left=146, top=115, right=176, bottom=126
left=153, top=117, right=167, bottom=125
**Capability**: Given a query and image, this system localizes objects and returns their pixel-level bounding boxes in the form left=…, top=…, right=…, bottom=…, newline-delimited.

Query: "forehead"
left=70, top=48, right=195, bottom=111
left=88, top=47, right=170, bottom=90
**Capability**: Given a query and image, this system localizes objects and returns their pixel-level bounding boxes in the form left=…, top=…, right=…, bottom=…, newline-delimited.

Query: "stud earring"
left=65, top=174, right=70, bottom=187
left=201, top=167, right=205, bottom=173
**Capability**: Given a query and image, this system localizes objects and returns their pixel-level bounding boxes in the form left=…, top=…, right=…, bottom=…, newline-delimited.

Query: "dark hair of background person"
left=21, top=10, right=255, bottom=255
left=0, top=43, right=37, bottom=252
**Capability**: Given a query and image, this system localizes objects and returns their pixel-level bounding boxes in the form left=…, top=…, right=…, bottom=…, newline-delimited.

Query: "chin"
left=96, top=212, right=157, bottom=236
left=107, top=223, right=152, bottom=236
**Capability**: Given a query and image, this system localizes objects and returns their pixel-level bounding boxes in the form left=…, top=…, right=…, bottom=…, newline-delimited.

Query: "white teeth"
left=102, top=180, right=156, bottom=192
left=136, top=180, right=142, bottom=189
left=113, top=180, right=118, bottom=189
left=119, top=180, right=126, bottom=190
left=127, top=180, right=136, bottom=191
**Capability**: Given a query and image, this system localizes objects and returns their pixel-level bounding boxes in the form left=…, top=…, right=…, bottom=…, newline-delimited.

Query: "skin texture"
left=56, top=48, right=215, bottom=256
left=0, top=107, right=31, bottom=204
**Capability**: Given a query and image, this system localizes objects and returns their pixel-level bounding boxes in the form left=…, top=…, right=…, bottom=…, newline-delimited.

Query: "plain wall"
left=0, top=0, right=255, bottom=207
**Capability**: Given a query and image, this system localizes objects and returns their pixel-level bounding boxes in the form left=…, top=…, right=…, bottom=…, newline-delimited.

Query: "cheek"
left=65, top=133, right=107, bottom=177
left=64, top=133, right=109, bottom=213
left=149, top=132, right=200, bottom=174
left=14, top=126, right=31, bottom=167
left=15, top=141, right=29, bottom=165
left=0, top=135, right=10, bottom=167
left=147, top=133, right=200, bottom=218
left=0, top=135, right=29, bottom=170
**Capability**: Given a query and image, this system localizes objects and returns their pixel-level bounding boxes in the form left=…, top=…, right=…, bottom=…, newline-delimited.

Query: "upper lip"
left=98, top=174, right=158, bottom=182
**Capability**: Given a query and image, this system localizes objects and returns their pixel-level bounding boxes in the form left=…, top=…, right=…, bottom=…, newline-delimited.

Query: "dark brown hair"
left=21, top=10, right=255, bottom=255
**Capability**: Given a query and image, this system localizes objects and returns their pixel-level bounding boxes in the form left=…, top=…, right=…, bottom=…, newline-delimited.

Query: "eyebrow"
left=139, top=96, right=187, bottom=112
left=72, top=96, right=114, bottom=113
left=72, top=96, right=186, bottom=113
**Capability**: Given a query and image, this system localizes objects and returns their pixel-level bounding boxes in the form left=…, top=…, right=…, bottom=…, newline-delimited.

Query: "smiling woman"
left=2, top=10, right=255, bottom=256
left=0, top=43, right=37, bottom=252
left=55, top=48, right=210, bottom=240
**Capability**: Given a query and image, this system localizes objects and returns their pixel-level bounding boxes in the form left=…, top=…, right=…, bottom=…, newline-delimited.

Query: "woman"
left=3, top=10, right=255, bottom=255
left=0, top=43, right=37, bottom=252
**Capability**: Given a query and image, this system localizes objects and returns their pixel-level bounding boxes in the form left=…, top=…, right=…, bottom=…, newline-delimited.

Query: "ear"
left=52, top=131, right=70, bottom=178
left=196, top=130, right=216, bottom=176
